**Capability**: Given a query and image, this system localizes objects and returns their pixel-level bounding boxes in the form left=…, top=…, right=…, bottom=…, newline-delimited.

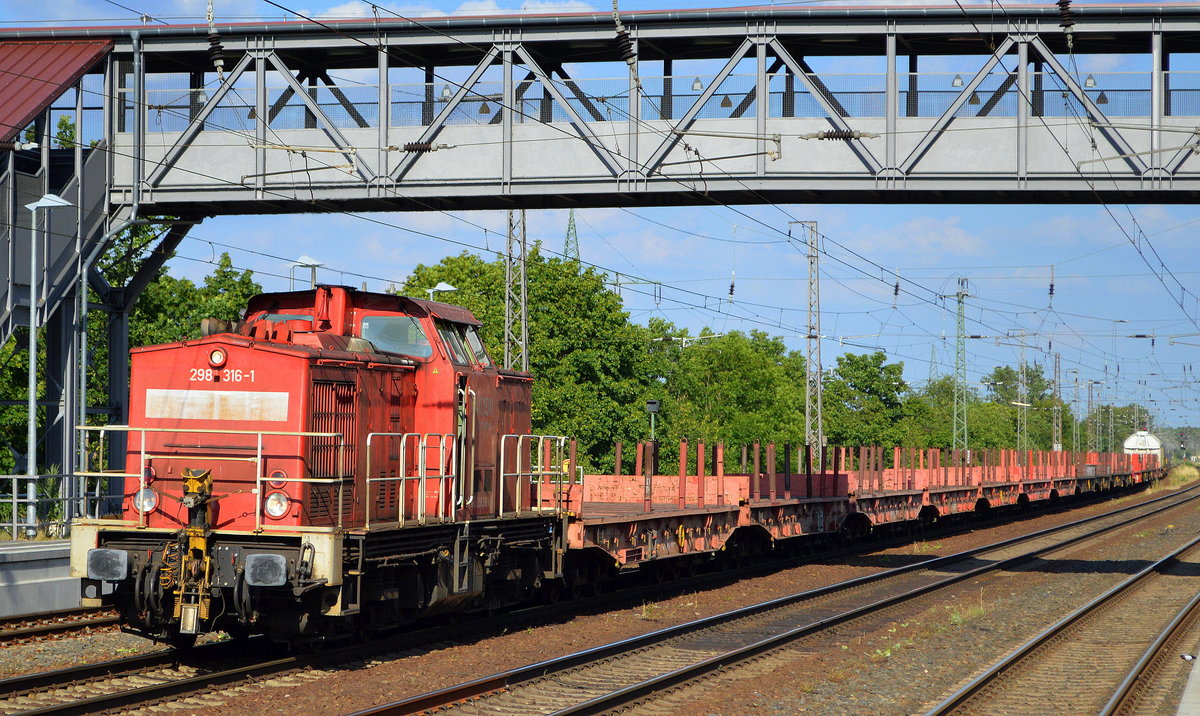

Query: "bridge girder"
left=3, top=3, right=1196, bottom=218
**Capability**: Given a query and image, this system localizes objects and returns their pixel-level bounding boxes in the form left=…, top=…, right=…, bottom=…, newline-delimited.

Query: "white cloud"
left=850, top=216, right=989, bottom=264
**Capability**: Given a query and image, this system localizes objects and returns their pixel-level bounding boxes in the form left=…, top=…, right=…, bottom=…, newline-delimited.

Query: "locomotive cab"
left=71, top=286, right=571, bottom=643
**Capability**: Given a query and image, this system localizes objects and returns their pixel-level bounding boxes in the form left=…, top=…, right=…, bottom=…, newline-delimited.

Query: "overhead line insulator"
left=798, top=129, right=880, bottom=141
left=206, top=33, right=225, bottom=78
left=1056, top=0, right=1075, bottom=29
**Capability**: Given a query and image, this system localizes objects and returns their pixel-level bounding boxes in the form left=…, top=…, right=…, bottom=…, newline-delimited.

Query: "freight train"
left=69, top=286, right=1163, bottom=644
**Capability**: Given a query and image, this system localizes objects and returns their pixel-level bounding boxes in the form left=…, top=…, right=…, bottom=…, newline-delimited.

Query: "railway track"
left=0, top=483, right=1184, bottom=715
left=926, top=534, right=1200, bottom=715
left=348, top=484, right=1200, bottom=716
left=0, top=609, right=118, bottom=646
left=0, top=639, right=278, bottom=715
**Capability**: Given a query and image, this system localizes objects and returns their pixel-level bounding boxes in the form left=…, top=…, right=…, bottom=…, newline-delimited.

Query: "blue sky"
left=6, top=0, right=1198, bottom=431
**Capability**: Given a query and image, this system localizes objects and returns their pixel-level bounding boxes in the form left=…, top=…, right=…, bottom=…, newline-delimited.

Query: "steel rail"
left=1101, top=589, right=1200, bottom=716
left=0, top=610, right=118, bottom=645
left=347, top=484, right=1200, bottom=716
left=0, top=637, right=253, bottom=695
left=925, top=534, right=1200, bottom=715
left=15, top=654, right=305, bottom=716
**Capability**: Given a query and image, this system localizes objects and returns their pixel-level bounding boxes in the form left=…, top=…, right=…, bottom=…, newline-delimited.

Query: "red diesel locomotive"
left=71, top=286, right=574, bottom=642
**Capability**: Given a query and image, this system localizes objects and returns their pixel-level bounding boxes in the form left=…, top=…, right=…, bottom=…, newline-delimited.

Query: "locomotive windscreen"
left=361, top=315, right=433, bottom=357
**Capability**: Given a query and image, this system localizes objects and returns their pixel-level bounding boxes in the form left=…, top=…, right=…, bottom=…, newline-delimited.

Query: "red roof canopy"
left=0, top=39, right=111, bottom=141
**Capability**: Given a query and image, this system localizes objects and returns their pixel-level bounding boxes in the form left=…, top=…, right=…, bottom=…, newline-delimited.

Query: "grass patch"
left=1166, top=463, right=1200, bottom=489
left=872, top=635, right=917, bottom=660
left=930, top=589, right=990, bottom=633
left=911, top=541, right=943, bottom=555
left=948, top=602, right=987, bottom=626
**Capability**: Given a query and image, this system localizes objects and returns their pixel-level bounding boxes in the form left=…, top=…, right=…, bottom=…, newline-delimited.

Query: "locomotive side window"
left=464, top=327, right=493, bottom=368
left=436, top=322, right=471, bottom=365
left=361, top=316, right=433, bottom=358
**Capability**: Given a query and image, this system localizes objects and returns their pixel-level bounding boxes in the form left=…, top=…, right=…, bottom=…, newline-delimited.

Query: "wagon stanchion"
left=767, top=443, right=777, bottom=502
left=783, top=443, right=792, bottom=500
left=716, top=443, right=725, bottom=507
left=637, top=442, right=648, bottom=512
left=752, top=442, right=761, bottom=502
left=804, top=443, right=812, bottom=499
left=678, top=440, right=687, bottom=511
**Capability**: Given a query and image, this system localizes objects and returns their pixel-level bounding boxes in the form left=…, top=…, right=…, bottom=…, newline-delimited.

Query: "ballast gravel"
left=0, top=481, right=1192, bottom=715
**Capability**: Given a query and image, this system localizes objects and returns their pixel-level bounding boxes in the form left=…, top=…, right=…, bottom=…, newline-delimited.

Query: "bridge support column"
left=1018, top=39, right=1028, bottom=181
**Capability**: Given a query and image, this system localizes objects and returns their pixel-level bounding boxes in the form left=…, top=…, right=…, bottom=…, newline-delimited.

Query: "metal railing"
left=364, top=432, right=456, bottom=529
left=499, top=434, right=574, bottom=517
left=76, top=425, right=348, bottom=531
left=129, top=70, right=1200, bottom=134
left=1, top=473, right=76, bottom=540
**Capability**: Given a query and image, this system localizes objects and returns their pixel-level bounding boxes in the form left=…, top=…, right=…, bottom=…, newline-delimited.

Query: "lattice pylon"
left=953, top=279, right=969, bottom=452
left=564, top=208, right=580, bottom=263
left=504, top=209, right=529, bottom=371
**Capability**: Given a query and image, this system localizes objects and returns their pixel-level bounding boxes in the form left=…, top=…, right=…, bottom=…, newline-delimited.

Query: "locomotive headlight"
left=264, top=491, right=290, bottom=519
left=132, top=487, right=159, bottom=514
left=208, top=348, right=227, bottom=368
left=267, top=469, right=288, bottom=489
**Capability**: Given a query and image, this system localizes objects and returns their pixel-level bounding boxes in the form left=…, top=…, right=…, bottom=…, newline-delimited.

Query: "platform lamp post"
left=24, top=193, right=74, bottom=537
left=426, top=282, right=457, bottom=301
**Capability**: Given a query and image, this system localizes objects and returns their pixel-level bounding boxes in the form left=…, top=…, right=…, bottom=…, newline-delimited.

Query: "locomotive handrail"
left=364, top=432, right=456, bottom=530
left=76, top=425, right=348, bottom=530
left=78, top=425, right=345, bottom=437
left=499, top=434, right=574, bottom=518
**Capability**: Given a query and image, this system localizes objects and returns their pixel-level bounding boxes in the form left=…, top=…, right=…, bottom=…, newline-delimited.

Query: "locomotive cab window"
left=361, top=315, right=433, bottom=358
left=436, top=322, right=472, bottom=365
left=254, top=313, right=314, bottom=323
left=464, top=327, right=493, bottom=368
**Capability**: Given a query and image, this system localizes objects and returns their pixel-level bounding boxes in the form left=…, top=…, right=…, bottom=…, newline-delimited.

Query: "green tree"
left=823, top=351, right=910, bottom=447
left=128, top=253, right=260, bottom=347
left=401, top=248, right=653, bottom=470
left=657, top=330, right=806, bottom=455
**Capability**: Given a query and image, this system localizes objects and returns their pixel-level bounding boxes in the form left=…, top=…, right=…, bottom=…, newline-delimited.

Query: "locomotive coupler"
left=175, top=468, right=215, bottom=634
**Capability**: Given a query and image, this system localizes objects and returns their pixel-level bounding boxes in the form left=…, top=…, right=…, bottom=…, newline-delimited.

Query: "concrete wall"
left=0, top=540, right=78, bottom=618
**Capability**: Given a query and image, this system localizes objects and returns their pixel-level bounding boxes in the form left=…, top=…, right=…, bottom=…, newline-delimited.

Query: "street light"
left=24, top=193, right=74, bottom=536
left=426, top=282, right=457, bottom=301
left=289, top=255, right=322, bottom=290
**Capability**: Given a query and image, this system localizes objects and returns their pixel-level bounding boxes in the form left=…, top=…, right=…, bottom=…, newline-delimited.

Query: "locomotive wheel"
left=169, top=632, right=198, bottom=651
left=543, top=580, right=566, bottom=604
